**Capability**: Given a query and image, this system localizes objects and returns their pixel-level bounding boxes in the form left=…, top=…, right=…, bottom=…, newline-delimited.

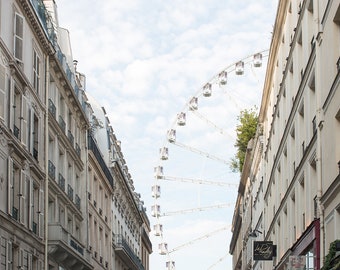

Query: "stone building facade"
left=230, top=0, right=340, bottom=269
left=0, top=0, right=151, bottom=269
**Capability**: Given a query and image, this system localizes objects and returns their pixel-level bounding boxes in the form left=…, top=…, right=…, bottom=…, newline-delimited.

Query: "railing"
left=33, top=147, right=38, bottom=160
left=30, top=0, right=57, bottom=44
left=48, top=160, right=56, bottom=180
left=67, top=184, right=74, bottom=201
left=58, top=173, right=65, bottom=191
left=33, top=222, right=37, bottom=234
left=68, top=130, right=74, bottom=147
left=31, top=0, right=82, bottom=109
left=48, top=223, right=88, bottom=260
left=75, top=143, right=81, bottom=157
left=114, top=234, right=145, bottom=270
left=13, top=125, right=20, bottom=139
left=59, top=115, right=66, bottom=133
left=70, top=238, right=84, bottom=255
left=48, top=99, right=56, bottom=118
left=75, top=194, right=81, bottom=210
left=88, top=134, right=114, bottom=187
left=12, top=207, right=18, bottom=220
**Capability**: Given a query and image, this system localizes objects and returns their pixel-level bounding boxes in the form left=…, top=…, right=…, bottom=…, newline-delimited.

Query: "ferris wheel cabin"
left=153, top=224, right=163, bottom=236
left=235, top=61, right=244, bottom=75
left=202, top=82, right=212, bottom=97
left=151, top=185, right=161, bottom=198
left=253, top=52, right=263, bottom=67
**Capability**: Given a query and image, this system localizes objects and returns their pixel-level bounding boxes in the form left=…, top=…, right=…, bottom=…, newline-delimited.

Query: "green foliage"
left=322, top=239, right=340, bottom=270
left=230, top=107, right=258, bottom=173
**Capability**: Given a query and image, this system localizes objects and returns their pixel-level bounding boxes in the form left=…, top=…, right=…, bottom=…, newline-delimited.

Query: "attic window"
left=308, top=70, right=315, bottom=91
left=290, top=124, right=295, bottom=138
left=335, top=108, right=340, bottom=121
left=333, top=3, right=340, bottom=25
left=297, top=30, right=302, bottom=45
left=298, top=99, right=304, bottom=116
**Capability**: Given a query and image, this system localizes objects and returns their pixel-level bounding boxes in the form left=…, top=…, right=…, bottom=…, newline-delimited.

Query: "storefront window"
left=305, top=249, right=314, bottom=270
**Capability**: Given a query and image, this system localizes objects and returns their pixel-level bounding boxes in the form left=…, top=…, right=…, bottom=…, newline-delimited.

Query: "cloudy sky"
left=56, top=1, right=278, bottom=269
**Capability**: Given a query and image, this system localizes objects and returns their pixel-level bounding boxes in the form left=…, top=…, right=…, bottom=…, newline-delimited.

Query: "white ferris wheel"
left=151, top=50, right=269, bottom=270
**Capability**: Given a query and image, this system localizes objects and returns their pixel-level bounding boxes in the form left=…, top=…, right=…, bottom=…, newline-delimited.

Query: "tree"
left=230, top=107, right=258, bottom=173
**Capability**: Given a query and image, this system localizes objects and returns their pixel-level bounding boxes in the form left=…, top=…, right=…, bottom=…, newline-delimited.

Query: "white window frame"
left=14, top=12, right=24, bottom=63
left=0, top=63, right=5, bottom=121
left=33, top=50, right=40, bottom=93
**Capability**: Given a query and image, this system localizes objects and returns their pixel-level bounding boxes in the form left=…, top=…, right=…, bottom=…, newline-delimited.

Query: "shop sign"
left=253, top=241, right=274, bottom=260
left=288, top=256, right=306, bottom=270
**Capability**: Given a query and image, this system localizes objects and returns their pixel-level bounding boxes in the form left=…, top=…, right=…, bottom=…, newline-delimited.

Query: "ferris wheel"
left=151, top=50, right=269, bottom=270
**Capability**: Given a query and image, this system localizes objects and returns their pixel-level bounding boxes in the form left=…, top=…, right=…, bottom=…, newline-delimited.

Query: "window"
left=33, top=50, right=40, bottom=93
left=0, top=64, right=5, bottom=121
left=0, top=238, right=13, bottom=269
left=305, top=249, right=314, bottom=270
left=14, top=13, right=24, bottom=62
left=31, top=114, right=39, bottom=160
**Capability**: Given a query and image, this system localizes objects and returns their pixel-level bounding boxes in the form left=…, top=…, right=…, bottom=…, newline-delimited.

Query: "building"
left=0, top=0, right=151, bottom=269
left=230, top=0, right=340, bottom=269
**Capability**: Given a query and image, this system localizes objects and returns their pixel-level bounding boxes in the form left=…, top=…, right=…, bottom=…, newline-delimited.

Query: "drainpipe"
left=314, top=0, right=324, bottom=268
left=44, top=55, right=50, bottom=270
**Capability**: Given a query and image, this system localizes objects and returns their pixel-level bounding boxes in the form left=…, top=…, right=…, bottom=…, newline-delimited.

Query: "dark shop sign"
left=253, top=241, right=275, bottom=261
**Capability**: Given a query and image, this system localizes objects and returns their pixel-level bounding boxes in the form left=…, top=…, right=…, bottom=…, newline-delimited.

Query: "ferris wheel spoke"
left=159, top=175, right=238, bottom=187
left=171, top=141, right=229, bottom=165
left=207, top=253, right=229, bottom=269
left=190, top=110, right=234, bottom=139
left=168, top=226, right=230, bottom=254
left=161, top=203, right=233, bottom=217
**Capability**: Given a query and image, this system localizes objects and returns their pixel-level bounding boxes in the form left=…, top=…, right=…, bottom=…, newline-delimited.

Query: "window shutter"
left=9, top=80, right=14, bottom=131
left=7, top=158, right=13, bottom=216
left=0, top=64, right=5, bottom=121
left=19, top=171, right=27, bottom=225
left=38, top=260, right=43, bottom=270
left=38, top=189, right=44, bottom=238
left=28, top=178, right=33, bottom=230
left=28, top=108, right=33, bottom=153
left=19, top=248, right=24, bottom=269
left=28, top=253, right=32, bottom=270
left=6, top=241, right=12, bottom=270
left=14, top=13, right=24, bottom=62
left=21, top=95, right=29, bottom=147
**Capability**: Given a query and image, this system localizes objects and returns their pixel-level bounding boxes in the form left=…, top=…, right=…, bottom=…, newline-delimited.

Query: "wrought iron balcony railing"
left=59, top=115, right=66, bottom=133
left=58, top=173, right=65, bottom=191
left=48, top=160, right=56, bottom=180
left=67, top=184, right=74, bottom=201
left=48, top=99, right=56, bottom=118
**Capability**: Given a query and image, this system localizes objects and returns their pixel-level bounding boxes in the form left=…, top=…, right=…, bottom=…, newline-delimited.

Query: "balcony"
left=59, top=115, right=66, bottom=133
left=33, top=222, right=38, bottom=235
left=13, top=125, right=20, bottom=139
left=48, top=160, right=56, bottom=180
left=48, top=99, right=56, bottom=118
left=58, top=173, right=65, bottom=191
left=68, top=130, right=74, bottom=147
left=75, top=143, right=81, bottom=157
left=67, top=184, right=74, bottom=201
left=30, top=0, right=56, bottom=43
left=12, top=207, right=18, bottom=221
left=48, top=223, right=92, bottom=270
left=33, top=147, right=38, bottom=160
left=114, top=234, right=145, bottom=270
left=75, top=194, right=81, bottom=210
left=88, top=134, right=114, bottom=188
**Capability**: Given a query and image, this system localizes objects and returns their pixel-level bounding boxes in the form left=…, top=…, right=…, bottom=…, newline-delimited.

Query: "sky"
left=56, top=1, right=278, bottom=269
